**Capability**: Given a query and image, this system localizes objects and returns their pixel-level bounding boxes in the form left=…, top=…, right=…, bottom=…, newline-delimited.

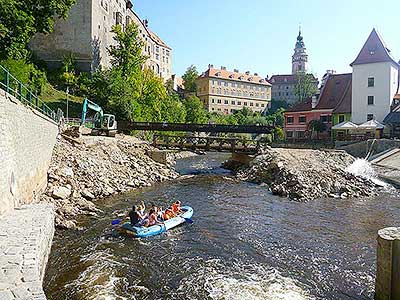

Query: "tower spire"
left=292, top=27, right=308, bottom=74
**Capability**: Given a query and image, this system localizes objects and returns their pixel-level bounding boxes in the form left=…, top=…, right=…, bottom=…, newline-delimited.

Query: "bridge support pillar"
left=375, top=227, right=400, bottom=300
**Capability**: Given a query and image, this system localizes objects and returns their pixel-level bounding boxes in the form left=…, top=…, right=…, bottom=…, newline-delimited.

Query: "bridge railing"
left=0, top=65, right=60, bottom=123
left=152, top=134, right=267, bottom=153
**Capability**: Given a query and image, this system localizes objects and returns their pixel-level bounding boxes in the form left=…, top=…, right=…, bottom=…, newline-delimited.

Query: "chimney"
left=221, top=66, right=226, bottom=70
left=234, top=69, right=239, bottom=73
left=143, top=19, right=149, bottom=27
left=312, top=95, right=318, bottom=109
left=208, top=64, right=214, bottom=69
left=245, top=71, right=250, bottom=75
left=254, top=73, right=258, bottom=76
left=265, top=76, right=269, bottom=80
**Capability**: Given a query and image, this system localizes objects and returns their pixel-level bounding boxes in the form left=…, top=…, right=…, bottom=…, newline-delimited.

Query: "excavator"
left=81, top=98, right=117, bottom=137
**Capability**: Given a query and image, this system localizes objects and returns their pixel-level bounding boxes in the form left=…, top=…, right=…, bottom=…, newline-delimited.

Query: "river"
left=44, top=153, right=400, bottom=300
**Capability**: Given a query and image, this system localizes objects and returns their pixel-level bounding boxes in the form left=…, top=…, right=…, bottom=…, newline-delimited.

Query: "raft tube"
left=120, top=206, right=193, bottom=238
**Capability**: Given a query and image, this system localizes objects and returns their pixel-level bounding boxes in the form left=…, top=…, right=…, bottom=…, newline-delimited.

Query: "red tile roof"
left=315, top=73, right=352, bottom=111
left=350, top=28, right=398, bottom=66
left=199, top=67, right=271, bottom=86
left=285, top=73, right=352, bottom=114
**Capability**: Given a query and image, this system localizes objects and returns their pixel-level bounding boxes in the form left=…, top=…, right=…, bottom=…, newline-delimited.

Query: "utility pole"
left=66, top=86, right=69, bottom=122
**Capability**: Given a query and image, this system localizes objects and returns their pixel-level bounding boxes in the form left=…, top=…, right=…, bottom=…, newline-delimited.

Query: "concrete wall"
left=0, top=90, right=58, bottom=215
left=337, top=139, right=400, bottom=158
left=352, top=62, right=398, bottom=124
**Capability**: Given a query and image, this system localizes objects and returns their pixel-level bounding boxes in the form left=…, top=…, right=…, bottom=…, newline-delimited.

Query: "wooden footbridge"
left=118, top=121, right=274, bottom=154
left=152, top=134, right=267, bottom=154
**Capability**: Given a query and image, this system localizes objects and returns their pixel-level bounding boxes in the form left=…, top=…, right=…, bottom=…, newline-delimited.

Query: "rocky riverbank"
left=232, top=147, right=382, bottom=201
left=40, top=135, right=179, bottom=229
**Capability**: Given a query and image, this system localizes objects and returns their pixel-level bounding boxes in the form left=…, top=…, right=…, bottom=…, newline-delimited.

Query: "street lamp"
left=66, top=86, right=69, bottom=122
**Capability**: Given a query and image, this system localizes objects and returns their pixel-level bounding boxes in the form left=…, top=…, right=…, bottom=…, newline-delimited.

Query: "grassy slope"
left=40, top=83, right=84, bottom=118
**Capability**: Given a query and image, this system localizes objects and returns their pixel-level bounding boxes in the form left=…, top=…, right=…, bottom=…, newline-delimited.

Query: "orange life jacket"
left=164, top=209, right=175, bottom=220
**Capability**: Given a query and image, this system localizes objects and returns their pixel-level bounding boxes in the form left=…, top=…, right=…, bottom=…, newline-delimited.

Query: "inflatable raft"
left=120, top=206, right=194, bottom=238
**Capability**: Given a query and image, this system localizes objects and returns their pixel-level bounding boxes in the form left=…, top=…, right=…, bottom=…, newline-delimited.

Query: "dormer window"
left=369, top=47, right=376, bottom=55
left=239, top=76, right=244, bottom=80
left=248, top=77, right=253, bottom=82
left=215, top=72, right=221, bottom=77
left=229, top=74, right=235, bottom=79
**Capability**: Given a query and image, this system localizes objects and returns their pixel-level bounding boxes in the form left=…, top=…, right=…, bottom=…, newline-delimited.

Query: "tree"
left=0, top=0, right=76, bottom=59
left=182, top=65, right=198, bottom=93
left=108, top=23, right=147, bottom=78
left=307, top=119, right=327, bottom=140
left=183, top=95, right=208, bottom=124
left=294, top=73, right=318, bottom=103
left=60, top=53, right=78, bottom=89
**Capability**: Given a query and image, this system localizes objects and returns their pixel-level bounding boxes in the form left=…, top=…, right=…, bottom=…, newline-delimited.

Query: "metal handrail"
left=0, top=65, right=60, bottom=123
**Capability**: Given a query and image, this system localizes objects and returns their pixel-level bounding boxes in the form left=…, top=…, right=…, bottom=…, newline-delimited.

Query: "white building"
left=351, top=29, right=399, bottom=124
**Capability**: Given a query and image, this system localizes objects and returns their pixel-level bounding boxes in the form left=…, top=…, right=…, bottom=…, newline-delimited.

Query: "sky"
left=134, top=0, right=400, bottom=80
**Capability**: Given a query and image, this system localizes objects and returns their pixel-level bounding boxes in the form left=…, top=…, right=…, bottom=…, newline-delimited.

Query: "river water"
left=44, top=153, right=400, bottom=300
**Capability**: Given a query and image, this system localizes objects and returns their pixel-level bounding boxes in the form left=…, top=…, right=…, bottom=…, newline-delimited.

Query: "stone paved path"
left=0, top=204, right=54, bottom=300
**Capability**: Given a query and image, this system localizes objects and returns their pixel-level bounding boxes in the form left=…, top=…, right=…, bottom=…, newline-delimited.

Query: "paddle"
left=181, top=217, right=194, bottom=224
left=111, top=219, right=122, bottom=225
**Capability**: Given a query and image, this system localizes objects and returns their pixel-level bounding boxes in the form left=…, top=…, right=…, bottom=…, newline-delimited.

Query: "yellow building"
left=196, top=65, right=272, bottom=114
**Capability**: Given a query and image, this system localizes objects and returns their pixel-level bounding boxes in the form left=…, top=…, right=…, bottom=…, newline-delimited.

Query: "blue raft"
left=120, top=206, right=193, bottom=238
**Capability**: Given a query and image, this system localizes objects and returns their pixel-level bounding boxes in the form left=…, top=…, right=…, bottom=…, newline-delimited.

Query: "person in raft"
left=171, top=201, right=183, bottom=214
left=163, top=207, right=176, bottom=220
left=128, top=205, right=147, bottom=227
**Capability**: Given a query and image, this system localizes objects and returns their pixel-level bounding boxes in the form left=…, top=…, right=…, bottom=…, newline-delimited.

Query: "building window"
left=368, top=96, right=374, bottom=105
left=368, top=77, right=375, bottom=87
left=256, top=103, right=259, bottom=107
left=238, top=101, right=242, bottom=105
left=320, top=115, right=330, bottom=123
left=338, top=115, right=345, bottom=123
left=287, top=116, right=294, bottom=124
left=224, top=100, right=228, bottom=105
left=250, top=102, right=254, bottom=106
left=211, top=99, right=215, bottom=103
left=116, top=12, right=123, bottom=25
left=232, top=100, right=236, bottom=105
left=286, top=131, right=293, bottom=138
left=244, top=102, right=248, bottom=106
left=218, top=81, right=222, bottom=86
left=367, top=114, right=374, bottom=121
left=297, top=131, right=305, bottom=138
left=299, top=116, right=306, bottom=123
left=261, top=104, right=265, bottom=107
left=224, top=82, right=228, bottom=87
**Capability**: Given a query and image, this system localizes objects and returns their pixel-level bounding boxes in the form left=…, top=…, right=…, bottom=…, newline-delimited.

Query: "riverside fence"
left=0, top=65, right=61, bottom=123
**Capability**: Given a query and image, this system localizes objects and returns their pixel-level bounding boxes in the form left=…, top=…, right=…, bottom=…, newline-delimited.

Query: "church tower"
left=292, top=29, right=308, bottom=74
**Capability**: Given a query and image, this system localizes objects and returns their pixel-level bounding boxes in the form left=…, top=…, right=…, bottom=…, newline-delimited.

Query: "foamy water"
left=177, top=260, right=313, bottom=300
left=345, top=158, right=389, bottom=188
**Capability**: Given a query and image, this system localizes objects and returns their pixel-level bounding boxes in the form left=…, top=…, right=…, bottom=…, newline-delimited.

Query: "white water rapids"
left=345, top=158, right=389, bottom=188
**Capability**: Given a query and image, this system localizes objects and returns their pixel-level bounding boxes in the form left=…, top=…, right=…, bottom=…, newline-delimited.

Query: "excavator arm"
left=81, top=98, right=104, bottom=125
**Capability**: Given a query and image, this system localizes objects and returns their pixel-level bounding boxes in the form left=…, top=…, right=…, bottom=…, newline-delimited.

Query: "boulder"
left=52, top=186, right=72, bottom=199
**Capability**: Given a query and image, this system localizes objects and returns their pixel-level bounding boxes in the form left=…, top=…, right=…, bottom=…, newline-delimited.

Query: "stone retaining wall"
left=0, top=204, right=54, bottom=300
left=0, top=89, right=58, bottom=215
